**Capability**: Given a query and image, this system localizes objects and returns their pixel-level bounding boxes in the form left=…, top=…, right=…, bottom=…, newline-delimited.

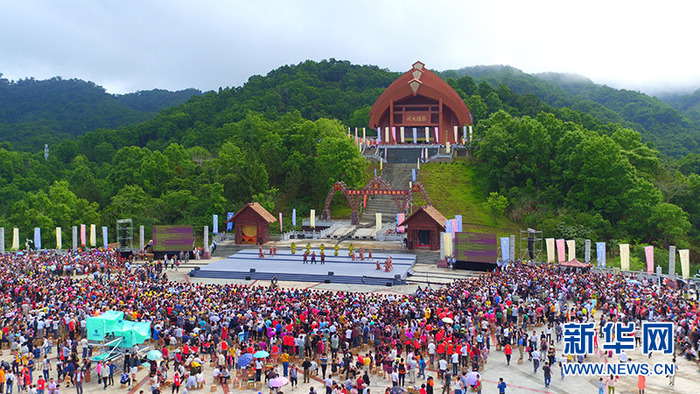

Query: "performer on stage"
left=259, top=246, right=264, bottom=258
left=311, top=251, right=317, bottom=264
left=368, top=249, right=372, bottom=259
left=320, top=252, right=325, bottom=264
left=376, top=261, right=381, bottom=270
left=303, top=251, right=308, bottom=264
left=359, top=248, right=364, bottom=261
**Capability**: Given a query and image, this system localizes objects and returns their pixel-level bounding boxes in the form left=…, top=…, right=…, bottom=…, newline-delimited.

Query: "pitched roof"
left=227, top=203, right=277, bottom=223
left=560, top=258, right=591, bottom=268
left=369, top=61, right=473, bottom=128
left=399, top=205, right=447, bottom=229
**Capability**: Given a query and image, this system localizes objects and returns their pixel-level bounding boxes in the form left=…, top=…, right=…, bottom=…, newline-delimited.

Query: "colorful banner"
left=546, top=238, right=555, bottom=263
left=596, top=242, right=606, bottom=268
left=584, top=239, right=591, bottom=263
left=310, top=209, right=316, bottom=228
left=292, top=209, right=297, bottom=228
left=567, top=240, right=575, bottom=261
left=363, top=194, right=367, bottom=208
left=469, top=125, right=473, bottom=144
left=397, top=213, right=405, bottom=233
left=434, top=127, right=439, bottom=144
left=391, top=127, right=396, bottom=143
left=80, top=224, right=86, bottom=247
left=90, top=224, right=96, bottom=247
left=55, top=227, right=61, bottom=250
left=556, top=239, right=566, bottom=263
left=362, top=127, right=366, bottom=142
left=377, top=127, right=382, bottom=143
left=501, top=237, right=510, bottom=262
left=12, top=228, right=19, bottom=250
left=72, top=226, right=78, bottom=250
left=0, top=228, right=4, bottom=253
left=644, top=245, right=654, bottom=274
left=446, top=220, right=453, bottom=238
left=34, top=227, right=41, bottom=249
left=400, top=126, right=405, bottom=143
left=463, top=125, right=467, bottom=143
left=446, top=141, right=451, bottom=154
left=139, top=225, right=144, bottom=251
left=443, top=232, right=453, bottom=257
left=421, top=148, right=424, bottom=159
left=620, top=243, right=630, bottom=271
left=279, top=212, right=283, bottom=232
left=679, top=249, right=690, bottom=279
left=451, top=219, right=458, bottom=238
left=375, top=213, right=382, bottom=231
left=102, top=226, right=108, bottom=248
left=226, top=212, right=234, bottom=231
left=412, top=127, right=417, bottom=144
left=411, top=169, right=416, bottom=183
left=454, top=215, right=462, bottom=232
left=425, top=127, right=430, bottom=143
left=453, top=126, right=458, bottom=143
left=385, top=127, right=390, bottom=143
left=668, top=245, right=676, bottom=278
left=212, top=214, right=219, bottom=234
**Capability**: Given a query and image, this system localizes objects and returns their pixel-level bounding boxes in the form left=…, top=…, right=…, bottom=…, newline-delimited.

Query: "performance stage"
left=190, top=249, right=416, bottom=286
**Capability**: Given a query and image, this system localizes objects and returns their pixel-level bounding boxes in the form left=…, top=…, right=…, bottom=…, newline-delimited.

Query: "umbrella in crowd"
left=146, top=350, right=162, bottom=361
left=253, top=350, right=270, bottom=358
left=238, top=353, right=254, bottom=368
left=269, top=377, right=289, bottom=388
left=441, top=317, right=454, bottom=324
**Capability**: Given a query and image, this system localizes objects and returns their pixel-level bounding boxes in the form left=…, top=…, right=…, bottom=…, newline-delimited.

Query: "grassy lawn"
left=413, top=159, right=521, bottom=238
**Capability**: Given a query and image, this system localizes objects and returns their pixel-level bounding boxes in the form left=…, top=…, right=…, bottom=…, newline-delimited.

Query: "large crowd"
left=0, top=248, right=698, bottom=394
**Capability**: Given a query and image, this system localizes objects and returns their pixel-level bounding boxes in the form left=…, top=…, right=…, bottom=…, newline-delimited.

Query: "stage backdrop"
left=152, top=225, right=194, bottom=251
left=454, top=232, right=498, bottom=271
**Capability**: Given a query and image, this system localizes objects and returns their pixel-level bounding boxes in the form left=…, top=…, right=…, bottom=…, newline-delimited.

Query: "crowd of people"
left=0, top=248, right=698, bottom=394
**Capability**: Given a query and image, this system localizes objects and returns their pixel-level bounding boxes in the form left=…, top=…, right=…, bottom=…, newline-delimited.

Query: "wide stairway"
left=363, top=161, right=418, bottom=222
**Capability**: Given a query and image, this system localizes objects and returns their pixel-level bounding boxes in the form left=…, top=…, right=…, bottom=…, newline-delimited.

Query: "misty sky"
left=1, top=0, right=698, bottom=94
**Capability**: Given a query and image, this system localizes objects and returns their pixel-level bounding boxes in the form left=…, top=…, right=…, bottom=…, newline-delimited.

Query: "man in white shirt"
left=428, top=342, right=436, bottom=365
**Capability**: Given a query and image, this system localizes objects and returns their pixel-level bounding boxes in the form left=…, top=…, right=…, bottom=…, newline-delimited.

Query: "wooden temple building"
left=399, top=205, right=447, bottom=250
left=227, top=203, right=276, bottom=245
left=369, top=61, right=473, bottom=144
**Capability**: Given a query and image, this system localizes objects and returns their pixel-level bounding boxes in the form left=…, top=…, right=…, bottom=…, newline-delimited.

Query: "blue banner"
left=374, top=169, right=377, bottom=178
left=226, top=212, right=234, bottom=231
left=34, top=227, right=41, bottom=249
left=501, top=237, right=510, bottom=262
left=445, top=220, right=453, bottom=237
left=596, top=242, right=606, bottom=268
left=412, top=127, right=417, bottom=144
left=212, top=214, right=219, bottom=234
left=412, top=169, right=416, bottom=183
left=292, top=209, right=297, bottom=228
left=102, top=226, right=108, bottom=248
left=377, top=127, right=381, bottom=143
left=454, top=215, right=463, bottom=232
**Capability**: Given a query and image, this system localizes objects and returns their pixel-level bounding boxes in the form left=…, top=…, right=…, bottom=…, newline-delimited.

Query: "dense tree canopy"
left=0, top=60, right=698, bottom=256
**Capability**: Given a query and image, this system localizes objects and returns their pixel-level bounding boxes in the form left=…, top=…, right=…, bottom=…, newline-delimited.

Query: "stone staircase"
left=363, top=163, right=417, bottom=222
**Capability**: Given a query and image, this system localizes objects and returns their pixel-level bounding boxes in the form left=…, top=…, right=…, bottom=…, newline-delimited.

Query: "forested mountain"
left=0, top=59, right=698, bottom=262
left=0, top=74, right=202, bottom=151
left=658, top=88, right=700, bottom=127
left=441, top=65, right=700, bottom=157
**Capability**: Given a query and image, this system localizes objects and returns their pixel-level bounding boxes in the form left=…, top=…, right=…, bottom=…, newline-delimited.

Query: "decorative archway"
left=321, top=176, right=432, bottom=225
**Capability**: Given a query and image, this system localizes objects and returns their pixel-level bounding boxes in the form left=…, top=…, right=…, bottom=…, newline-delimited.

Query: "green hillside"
left=0, top=60, right=697, bottom=266
left=441, top=65, right=700, bottom=157
left=0, top=74, right=202, bottom=151
left=413, top=159, right=520, bottom=238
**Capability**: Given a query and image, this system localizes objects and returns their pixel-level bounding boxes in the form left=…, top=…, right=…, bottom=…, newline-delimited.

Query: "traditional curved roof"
left=369, top=61, right=472, bottom=128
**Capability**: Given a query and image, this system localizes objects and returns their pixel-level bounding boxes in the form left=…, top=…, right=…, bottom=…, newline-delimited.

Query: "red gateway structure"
left=369, top=61, right=473, bottom=144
